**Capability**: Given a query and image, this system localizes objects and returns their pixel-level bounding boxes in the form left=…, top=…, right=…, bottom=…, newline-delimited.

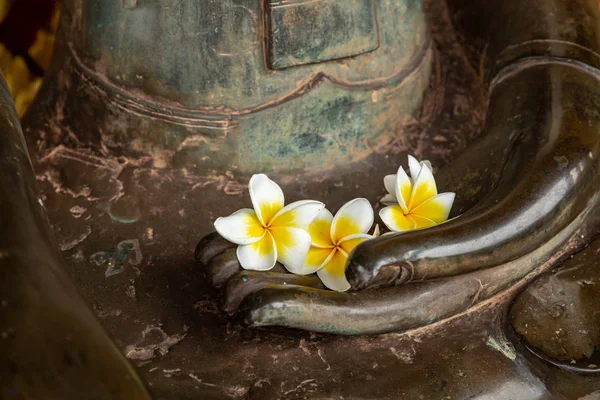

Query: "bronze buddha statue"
left=1, top=0, right=600, bottom=398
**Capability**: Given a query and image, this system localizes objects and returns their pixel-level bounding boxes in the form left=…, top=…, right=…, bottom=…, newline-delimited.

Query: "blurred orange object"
left=0, top=0, right=58, bottom=117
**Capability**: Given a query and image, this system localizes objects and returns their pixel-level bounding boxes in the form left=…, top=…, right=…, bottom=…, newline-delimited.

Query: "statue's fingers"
left=205, top=248, right=243, bottom=288
left=241, top=252, right=554, bottom=335
left=347, top=184, right=593, bottom=292
left=194, top=232, right=237, bottom=265
left=223, top=271, right=324, bottom=314
left=194, top=231, right=235, bottom=265
left=241, top=285, right=350, bottom=333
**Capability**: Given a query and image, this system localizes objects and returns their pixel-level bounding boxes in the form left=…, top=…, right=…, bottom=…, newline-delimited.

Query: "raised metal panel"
left=266, top=0, right=380, bottom=69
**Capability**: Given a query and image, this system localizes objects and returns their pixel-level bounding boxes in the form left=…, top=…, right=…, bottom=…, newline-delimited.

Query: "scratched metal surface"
left=18, top=1, right=600, bottom=399
left=52, top=0, right=430, bottom=174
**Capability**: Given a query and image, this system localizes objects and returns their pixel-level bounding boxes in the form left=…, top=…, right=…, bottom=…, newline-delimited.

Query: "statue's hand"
left=196, top=224, right=567, bottom=336
left=195, top=232, right=326, bottom=314
left=197, top=231, right=415, bottom=335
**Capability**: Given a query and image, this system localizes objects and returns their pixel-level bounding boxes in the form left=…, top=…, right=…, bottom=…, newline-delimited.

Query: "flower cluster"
left=214, top=155, right=455, bottom=291
left=379, top=156, right=455, bottom=232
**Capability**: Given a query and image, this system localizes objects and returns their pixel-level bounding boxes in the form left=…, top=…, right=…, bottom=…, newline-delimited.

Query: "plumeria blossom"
left=301, top=198, right=378, bottom=292
left=214, top=174, right=324, bottom=273
left=380, top=155, right=455, bottom=232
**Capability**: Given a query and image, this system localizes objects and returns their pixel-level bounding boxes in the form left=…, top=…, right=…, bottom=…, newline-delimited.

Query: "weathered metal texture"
left=11, top=0, right=600, bottom=399
left=40, top=0, right=431, bottom=174
left=0, top=75, right=150, bottom=398
left=266, top=0, right=380, bottom=69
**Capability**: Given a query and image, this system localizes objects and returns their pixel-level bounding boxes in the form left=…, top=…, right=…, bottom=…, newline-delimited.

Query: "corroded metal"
left=38, top=0, right=430, bottom=174
left=5, top=0, right=600, bottom=398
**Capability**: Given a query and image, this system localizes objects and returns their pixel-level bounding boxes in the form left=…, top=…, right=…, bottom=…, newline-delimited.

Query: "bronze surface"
left=1, top=0, right=600, bottom=398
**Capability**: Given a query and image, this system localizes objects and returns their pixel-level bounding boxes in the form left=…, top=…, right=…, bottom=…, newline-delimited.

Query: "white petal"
left=422, top=160, right=433, bottom=173
left=270, top=200, right=325, bottom=229
left=412, top=192, right=455, bottom=223
left=330, top=198, right=374, bottom=244
left=299, top=247, right=336, bottom=275
left=407, top=164, right=438, bottom=210
left=380, top=194, right=397, bottom=206
left=394, top=166, right=412, bottom=213
left=249, top=174, right=284, bottom=225
left=214, top=208, right=265, bottom=245
left=408, top=155, right=422, bottom=183
left=408, top=155, right=434, bottom=180
left=270, top=226, right=313, bottom=274
left=383, top=174, right=397, bottom=197
left=379, top=205, right=416, bottom=232
left=338, top=233, right=373, bottom=255
left=317, top=250, right=351, bottom=292
left=236, top=231, right=277, bottom=271
left=307, top=208, right=335, bottom=248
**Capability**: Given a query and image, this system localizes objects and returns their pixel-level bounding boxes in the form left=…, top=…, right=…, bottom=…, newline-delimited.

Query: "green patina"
left=82, top=0, right=429, bottom=174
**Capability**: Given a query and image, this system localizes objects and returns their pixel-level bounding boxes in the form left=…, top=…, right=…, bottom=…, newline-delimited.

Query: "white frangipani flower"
left=302, top=198, right=377, bottom=292
left=214, top=174, right=324, bottom=273
left=380, top=155, right=455, bottom=232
